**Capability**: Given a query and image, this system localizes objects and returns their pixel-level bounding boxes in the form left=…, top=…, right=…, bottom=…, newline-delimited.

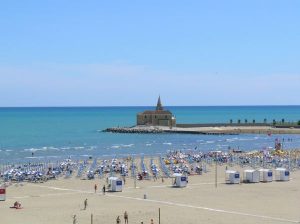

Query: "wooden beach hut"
left=225, top=170, right=240, bottom=184
left=243, top=169, right=260, bottom=183
left=275, top=168, right=290, bottom=181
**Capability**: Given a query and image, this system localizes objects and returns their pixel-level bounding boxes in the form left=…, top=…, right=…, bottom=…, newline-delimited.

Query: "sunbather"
left=10, top=201, right=22, bottom=209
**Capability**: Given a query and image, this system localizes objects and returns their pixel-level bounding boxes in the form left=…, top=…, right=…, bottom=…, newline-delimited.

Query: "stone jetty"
left=103, top=124, right=300, bottom=135
left=103, top=126, right=232, bottom=135
left=103, top=127, right=164, bottom=134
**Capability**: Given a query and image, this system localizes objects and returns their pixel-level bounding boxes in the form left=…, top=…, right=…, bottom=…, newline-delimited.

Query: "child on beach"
left=124, top=211, right=128, bottom=224
left=116, top=216, right=121, bottom=224
left=94, top=184, right=98, bottom=193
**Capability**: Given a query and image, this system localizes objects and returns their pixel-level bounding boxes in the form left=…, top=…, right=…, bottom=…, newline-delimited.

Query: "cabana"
left=225, top=170, right=240, bottom=184
left=243, top=170, right=260, bottom=183
left=259, top=169, right=273, bottom=182
left=108, top=177, right=123, bottom=192
left=0, top=187, right=6, bottom=201
left=275, top=168, right=290, bottom=181
left=172, top=173, right=187, bottom=187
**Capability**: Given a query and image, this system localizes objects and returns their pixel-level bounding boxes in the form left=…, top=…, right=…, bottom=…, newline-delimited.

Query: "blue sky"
left=0, top=1, right=299, bottom=106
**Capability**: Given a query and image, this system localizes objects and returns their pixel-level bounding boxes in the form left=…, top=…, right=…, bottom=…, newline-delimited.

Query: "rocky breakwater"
left=103, top=126, right=164, bottom=134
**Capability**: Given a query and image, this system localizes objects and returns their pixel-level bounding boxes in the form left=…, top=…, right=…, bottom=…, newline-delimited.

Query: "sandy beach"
left=1, top=157, right=300, bottom=224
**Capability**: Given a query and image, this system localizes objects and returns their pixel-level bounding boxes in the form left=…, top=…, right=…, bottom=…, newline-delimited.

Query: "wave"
left=74, top=147, right=85, bottom=150
left=24, top=147, right=60, bottom=152
left=121, top=144, right=134, bottom=148
left=24, top=156, right=45, bottom=159
left=111, top=145, right=121, bottom=149
left=24, top=148, right=44, bottom=152
left=80, top=154, right=92, bottom=157
left=61, top=147, right=71, bottom=150
left=163, top=142, right=172, bottom=145
left=196, top=140, right=204, bottom=142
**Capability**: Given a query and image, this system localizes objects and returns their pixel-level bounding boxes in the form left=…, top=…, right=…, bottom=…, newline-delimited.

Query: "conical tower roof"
left=156, top=96, right=164, bottom=111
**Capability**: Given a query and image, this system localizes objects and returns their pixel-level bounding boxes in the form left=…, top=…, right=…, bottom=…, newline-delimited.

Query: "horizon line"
left=1, top=104, right=300, bottom=108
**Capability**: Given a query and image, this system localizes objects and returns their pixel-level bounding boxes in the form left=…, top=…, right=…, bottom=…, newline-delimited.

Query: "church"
left=137, top=96, right=176, bottom=127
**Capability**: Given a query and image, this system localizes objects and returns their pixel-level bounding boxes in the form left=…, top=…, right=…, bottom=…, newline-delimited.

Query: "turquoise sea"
left=1, top=106, right=300, bottom=162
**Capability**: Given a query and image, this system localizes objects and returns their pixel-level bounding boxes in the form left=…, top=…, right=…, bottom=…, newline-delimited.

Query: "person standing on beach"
left=102, top=185, right=106, bottom=195
left=84, top=198, right=88, bottom=210
left=73, top=215, right=77, bottom=224
left=94, top=184, right=98, bottom=193
left=116, top=216, right=121, bottom=224
left=124, top=211, right=128, bottom=224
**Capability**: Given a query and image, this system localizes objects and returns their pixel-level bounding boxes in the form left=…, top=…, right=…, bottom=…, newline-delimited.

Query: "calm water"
left=0, top=106, right=300, bottom=162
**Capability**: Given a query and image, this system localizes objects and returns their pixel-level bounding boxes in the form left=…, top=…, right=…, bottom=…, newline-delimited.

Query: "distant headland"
left=104, top=97, right=300, bottom=135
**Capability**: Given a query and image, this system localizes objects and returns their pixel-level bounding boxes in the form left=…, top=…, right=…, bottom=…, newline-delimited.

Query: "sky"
left=0, top=1, right=300, bottom=106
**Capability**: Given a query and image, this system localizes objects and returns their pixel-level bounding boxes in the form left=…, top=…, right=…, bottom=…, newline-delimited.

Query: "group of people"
left=116, top=211, right=128, bottom=224
left=94, top=183, right=106, bottom=194
left=116, top=211, right=154, bottom=224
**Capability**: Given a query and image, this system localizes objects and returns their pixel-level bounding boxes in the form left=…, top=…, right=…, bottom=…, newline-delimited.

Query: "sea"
left=1, top=106, right=300, bottom=163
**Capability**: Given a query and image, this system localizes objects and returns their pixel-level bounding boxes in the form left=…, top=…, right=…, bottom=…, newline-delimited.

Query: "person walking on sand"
left=116, top=216, right=121, bottom=224
left=124, top=211, right=128, bottom=224
left=73, top=215, right=77, bottom=224
left=102, top=185, right=106, bottom=195
left=94, top=184, right=98, bottom=193
left=84, top=198, right=88, bottom=210
left=150, top=218, right=154, bottom=224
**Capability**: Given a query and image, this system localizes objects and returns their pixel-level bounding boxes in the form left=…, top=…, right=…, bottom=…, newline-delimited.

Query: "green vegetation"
left=298, top=120, right=300, bottom=125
